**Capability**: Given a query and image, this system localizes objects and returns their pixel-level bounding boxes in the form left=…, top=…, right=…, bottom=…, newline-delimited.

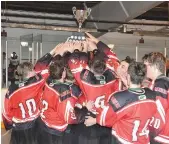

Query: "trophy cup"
left=72, top=7, right=91, bottom=32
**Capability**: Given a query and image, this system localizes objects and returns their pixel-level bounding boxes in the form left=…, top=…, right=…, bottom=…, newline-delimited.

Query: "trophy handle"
left=72, top=7, right=77, bottom=17
left=87, top=8, right=91, bottom=17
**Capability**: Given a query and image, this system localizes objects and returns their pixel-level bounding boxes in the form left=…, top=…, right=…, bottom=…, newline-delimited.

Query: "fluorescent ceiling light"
left=21, top=42, right=28, bottom=47
left=29, top=47, right=32, bottom=51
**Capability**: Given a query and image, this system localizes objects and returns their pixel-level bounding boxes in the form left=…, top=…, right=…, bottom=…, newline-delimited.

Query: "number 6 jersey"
left=96, top=88, right=157, bottom=144
left=68, top=41, right=121, bottom=112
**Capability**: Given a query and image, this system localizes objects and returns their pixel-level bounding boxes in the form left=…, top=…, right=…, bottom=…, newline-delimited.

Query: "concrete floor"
left=1, top=129, right=11, bottom=144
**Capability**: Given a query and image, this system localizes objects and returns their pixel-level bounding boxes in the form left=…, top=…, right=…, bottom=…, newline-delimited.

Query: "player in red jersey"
left=143, top=52, right=169, bottom=144
left=68, top=32, right=120, bottom=113
left=67, top=33, right=121, bottom=144
left=85, top=62, right=157, bottom=144
left=38, top=50, right=83, bottom=144
left=2, top=44, right=62, bottom=144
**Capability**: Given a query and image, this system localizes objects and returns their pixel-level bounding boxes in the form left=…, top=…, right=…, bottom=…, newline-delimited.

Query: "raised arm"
left=86, top=32, right=120, bottom=71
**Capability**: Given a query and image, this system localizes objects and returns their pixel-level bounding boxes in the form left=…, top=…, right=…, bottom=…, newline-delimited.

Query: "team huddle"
left=2, top=32, right=169, bottom=144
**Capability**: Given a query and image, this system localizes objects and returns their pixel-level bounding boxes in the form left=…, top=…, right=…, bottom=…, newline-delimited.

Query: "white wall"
left=99, top=32, right=169, bottom=61
left=1, top=28, right=72, bottom=62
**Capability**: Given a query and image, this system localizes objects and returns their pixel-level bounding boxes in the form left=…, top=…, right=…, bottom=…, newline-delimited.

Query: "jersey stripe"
left=155, top=135, right=169, bottom=144
left=116, top=100, right=156, bottom=114
left=8, top=79, right=44, bottom=99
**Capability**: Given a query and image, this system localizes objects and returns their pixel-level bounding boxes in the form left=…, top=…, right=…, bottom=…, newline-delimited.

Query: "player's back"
left=110, top=88, right=157, bottom=144
left=150, top=75, right=169, bottom=143
left=3, top=73, right=44, bottom=129
left=40, top=81, right=67, bottom=130
left=80, top=68, right=120, bottom=110
left=40, top=78, right=82, bottom=133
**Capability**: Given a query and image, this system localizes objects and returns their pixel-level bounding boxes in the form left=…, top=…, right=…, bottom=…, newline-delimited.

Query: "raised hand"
left=85, top=32, right=99, bottom=44
left=73, top=41, right=83, bottom=51
left=86, top=38, right=97, bottom=51
left=50, top=43, right=64, bottom=56
left=81, top=41, right=89, bottom=52
left=86, top=100, right=95, bottom=111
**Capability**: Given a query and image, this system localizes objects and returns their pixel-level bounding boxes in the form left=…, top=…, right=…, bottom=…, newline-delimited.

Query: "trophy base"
left=68, top=32, right=86, bottom=42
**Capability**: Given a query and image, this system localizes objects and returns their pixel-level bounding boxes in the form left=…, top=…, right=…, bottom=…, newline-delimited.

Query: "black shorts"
left=37, top=118, right=73, bottom=144
left=70, top=123, right=112, bottom=144
left=37, top=128, right=63, bottom=144
left=10, top=125, right=38, bottom=144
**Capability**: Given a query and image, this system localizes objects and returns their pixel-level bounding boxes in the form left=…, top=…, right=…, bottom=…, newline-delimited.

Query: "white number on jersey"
left=149, top=117, right=160, bottom=129
left=40, top=100, right=48, bottom=118
left=19, top=98, right=36, bottom=118
left=132, top=119, right=150, bottom=142
left=95, top=95, right=105, bottom=108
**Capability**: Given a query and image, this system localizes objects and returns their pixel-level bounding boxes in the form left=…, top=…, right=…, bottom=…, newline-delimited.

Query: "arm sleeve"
left=2, top=91, right=13, bottom=130
left=34, top=53, right=53, bottom=79
left=154, top=80, right=169, bottom=112
left=153, top=80, right=169, bottom=124
left=68, top=52, right=88, bottom=74
left=68, top=52, right=89, bottom=87
left=97, top=41, right=120, bottom=71
left=60, top=97, right=78, bottom=124
left=96, top=92, right=126, bottom=127
left=96, top=105, right=117, bottom=128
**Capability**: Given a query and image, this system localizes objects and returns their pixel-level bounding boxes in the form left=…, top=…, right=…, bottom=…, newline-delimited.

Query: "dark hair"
left=121, top=56, right=135, bottom=64
left=17, top=62, right=34, bottom=80
left=89, top=54, right=106, bottom=74
left=65, top=67, right=74, bottom=81
left=128, top=62, right=146, bottom=85
left=49, top=61, right=64, bottom=79
left=63, top=51, right=71, bottom=67
left=142, top=54, right=149, bottom=62
left=53, top=54, right=62, bottom=62
left=143, top=52, right=166, bottom=73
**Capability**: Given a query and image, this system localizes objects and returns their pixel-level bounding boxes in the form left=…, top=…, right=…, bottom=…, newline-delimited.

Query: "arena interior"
left=1, top=1, right=169, bottom=144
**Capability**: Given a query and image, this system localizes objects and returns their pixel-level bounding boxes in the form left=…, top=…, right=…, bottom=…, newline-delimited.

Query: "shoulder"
left=155, top=76, right=169, bottom=88
left=103, top=69, right=117, bottom=82
left=5, top=83, right=19, bottom=99
left=144, top=88, right=156, bottom=100
left=70, top=83, right=82, bottom=98
left=109, top=90, right=132, bottom=112
left=80, top=69, right=95, bottom=84
left=154, top=76, right=169, bottom=98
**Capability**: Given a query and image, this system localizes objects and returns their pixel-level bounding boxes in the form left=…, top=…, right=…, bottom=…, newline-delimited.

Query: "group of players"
left=2, top=32, right=169, bottom=144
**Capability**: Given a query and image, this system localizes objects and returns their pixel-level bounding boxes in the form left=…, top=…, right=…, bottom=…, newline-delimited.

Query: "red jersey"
left=34, top=53, right=54, bottom=79
left=96, top=88, right=157, bottom=144
left=2, top=53, right=53, bottom=130
left=149, top=75, right=169, bottom=143
left=40, top=79, right=82, bottom=133
left=2, top=74, right=45, bottom=130
left=68, top=41, right=121, bottom=112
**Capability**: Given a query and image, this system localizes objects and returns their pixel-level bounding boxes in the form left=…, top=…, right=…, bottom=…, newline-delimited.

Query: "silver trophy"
left=72, top=7, right=91, bottom=32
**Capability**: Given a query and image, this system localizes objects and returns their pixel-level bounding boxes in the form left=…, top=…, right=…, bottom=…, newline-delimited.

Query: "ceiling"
left=136, top=1, right=169, bottom=21
left=1, top=1, right=101, bottom=15
left=1, top=1, right=169, bottom=37
left=1, top=1, right=168, bottom=21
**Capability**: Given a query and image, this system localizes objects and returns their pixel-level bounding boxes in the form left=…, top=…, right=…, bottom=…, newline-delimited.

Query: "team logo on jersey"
left=100, top=80, right=106, bottom=85
left=19, top=82, right=24, bottom=87
left=49, top=83, right=54, bottom=87
left=138, top=95, right=146, bottom=100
